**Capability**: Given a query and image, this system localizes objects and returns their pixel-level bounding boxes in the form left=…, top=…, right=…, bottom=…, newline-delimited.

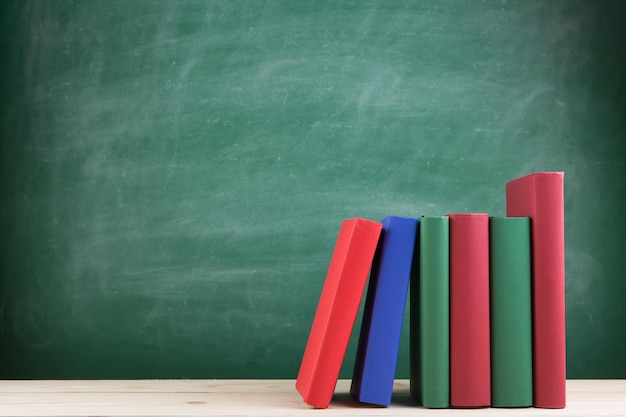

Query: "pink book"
left=296, top=218, right=382, bottom=408
left=448, top=213, right=491, bottom=407
left=506, top=172, right=566, bottom=409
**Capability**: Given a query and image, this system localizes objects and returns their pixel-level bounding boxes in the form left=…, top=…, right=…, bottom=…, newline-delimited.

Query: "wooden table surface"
left=0, top=379, right=624, bottom=416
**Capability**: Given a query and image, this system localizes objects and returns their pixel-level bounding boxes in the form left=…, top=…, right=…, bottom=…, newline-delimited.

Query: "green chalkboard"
left=1, top=1, right=624, bottom=379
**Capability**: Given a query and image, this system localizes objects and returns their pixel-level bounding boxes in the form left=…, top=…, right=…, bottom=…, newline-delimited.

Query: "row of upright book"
left=296, top=172, right=566, bottom=409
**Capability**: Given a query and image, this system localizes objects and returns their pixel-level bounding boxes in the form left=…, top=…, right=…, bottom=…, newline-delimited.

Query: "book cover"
left=409, top=224, right=421, bottom=404
left=418, top=216, right=450, bottom=408
left=350, top=216, right=419, bottom=406
left=448, top=213, right=491, bottom=407
left=490, top=217, right=533, bottom=407
left=295, top=218, right=382, bottom=409
left=506, top=172, right=566, bottom=409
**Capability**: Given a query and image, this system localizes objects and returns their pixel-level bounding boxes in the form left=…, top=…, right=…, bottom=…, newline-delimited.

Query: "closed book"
left=296, top=218, right=382, bottom=409
left=448, top=213, right=491, bottom=407
left=506, top=172, right=566, bottom=409
left=409, top=225, right=421, bottom=403
left=419, top=216, right=450, bottom=408
left=351, top=216, right=419, bottom=406
left=490, top=217, right=533, bottom=407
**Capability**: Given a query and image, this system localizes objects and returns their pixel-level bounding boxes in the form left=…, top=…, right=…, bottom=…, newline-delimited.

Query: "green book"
left=490, top=217, right=533, bottom=407
left=419, top=216, right=450, bottom=408
left=409, top=230, right=421, bottom=403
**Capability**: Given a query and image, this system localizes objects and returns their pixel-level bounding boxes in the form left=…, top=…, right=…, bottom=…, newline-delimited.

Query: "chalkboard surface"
left=1, top=1, right=624, bottom=379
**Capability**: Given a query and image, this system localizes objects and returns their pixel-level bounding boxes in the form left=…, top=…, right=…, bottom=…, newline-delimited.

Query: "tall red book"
left=506, top=172, right=566, bottom=409
left=295, top=218, right=382, bottom=408
left=448, top=213, right=490, bottom=407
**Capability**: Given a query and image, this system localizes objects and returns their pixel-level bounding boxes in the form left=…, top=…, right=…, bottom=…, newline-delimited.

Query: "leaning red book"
left=296, top=218, right=382, bottom=408
left=506, top=172, right=566, bottom=409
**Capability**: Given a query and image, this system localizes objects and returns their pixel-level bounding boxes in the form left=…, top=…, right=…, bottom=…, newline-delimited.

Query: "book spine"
left=295, top=218, right=382, bottom=408
left=448, top=213, right=491, bottom=407
left=490, top=217, right=533, bottom=407
left=419, top=216, right=450, bottom=408
left=351, top=216, right=418, bottom=406
left=506, top=172, right=566, bottom=408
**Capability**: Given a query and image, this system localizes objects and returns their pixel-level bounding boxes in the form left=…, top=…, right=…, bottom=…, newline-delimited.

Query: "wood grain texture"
left=0, top=380, right=623, bottom=416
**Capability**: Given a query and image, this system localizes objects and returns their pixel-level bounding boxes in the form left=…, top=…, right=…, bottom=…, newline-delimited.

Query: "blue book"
left=350, top=216, right=419, bottom=406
